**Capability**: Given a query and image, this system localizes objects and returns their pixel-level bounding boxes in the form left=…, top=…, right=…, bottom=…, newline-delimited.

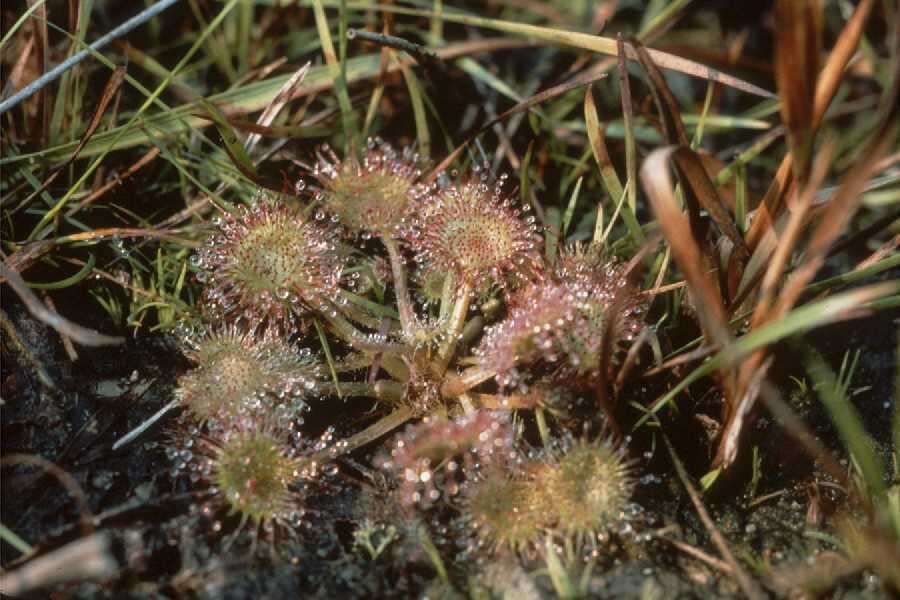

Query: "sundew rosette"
left=402, top=168, right=542, bottom=295
left=192, top=196, right=343, bottom=334
left=476, top=245, right=644, bottom=390
left=377, top=411, right=518, bottom=508
left=169, top=417, right=337, bottom=541
left=307, top=138, right=430, bottom=238
left=175, top=325, right=323, bottom=424
left=461, top=469, right=543, bottom=553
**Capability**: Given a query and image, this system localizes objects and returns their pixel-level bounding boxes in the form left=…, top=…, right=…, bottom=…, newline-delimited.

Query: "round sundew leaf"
left=404, top=175, right=542, bottom=290
left=193, top=197, right=343, bottom=334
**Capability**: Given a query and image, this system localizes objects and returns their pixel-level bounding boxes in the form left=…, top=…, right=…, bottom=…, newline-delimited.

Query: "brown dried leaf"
left=774, top=0, right=822, bottom=183
left=630, top=38, right=690, bottom=147
left=640, top=148, right=733, bottom=354
left=20, top=67, right=126, bottom=209
left=746, top=0, right=877, bottom=251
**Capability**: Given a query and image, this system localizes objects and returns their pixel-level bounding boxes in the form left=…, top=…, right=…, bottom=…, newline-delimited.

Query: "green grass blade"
left=397, top=54, right=432, bottom=157
left=0, top=0, right=46, bottom=51
left=311, top=0, right=358, bottom=151
left=805, top=346, right=886, bottom=499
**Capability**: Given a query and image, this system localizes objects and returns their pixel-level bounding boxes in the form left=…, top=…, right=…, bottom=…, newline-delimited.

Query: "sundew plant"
left=1, top=1, right=899, bottom=598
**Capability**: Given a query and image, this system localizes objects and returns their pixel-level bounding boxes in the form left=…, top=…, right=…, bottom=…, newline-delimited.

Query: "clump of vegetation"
left=2, top=1, right=899, bottom=598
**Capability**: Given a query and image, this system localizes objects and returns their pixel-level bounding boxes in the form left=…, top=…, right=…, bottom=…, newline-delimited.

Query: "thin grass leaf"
left=311, top=0, right=358, bottom=151
left=804, top=347, right=886, bottom=499
left=373, top=3, right=774, bottom=98
left=803, top=254, right=900, bottom=296
left=237, top=0, right=253, bottom=73
left=429, top=68, right=609, bottom=178
left=396, top=53, right=431, bottom=157
left=27, top=0, right=50, bottom=146
left=561, top=176, right=582, bottom=239
left=0, top=0, right=180, bottom=116
left=617, top=37, right=639, bottom=216
left=690, top=81, right=716, bottom=150
left=196, top=98, right=288, bottom=192
left=2, top=39, right=529, bottom=165
left=0, top=0, right=46, bottom=52
left=187, top=0, right=237, bottom=82
left=314, top=318, right=343, bottom=398
left=0, top=523, right=33, bottom=556
left=23, top=254, right=96, bottom=290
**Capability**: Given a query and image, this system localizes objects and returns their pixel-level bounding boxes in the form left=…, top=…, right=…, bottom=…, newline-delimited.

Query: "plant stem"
left=438, top=270, right=456, bottom=321
left=535, top=407, right=551, bottom=447
left=382, top=237, right=417, bottom=339
left=436, top=281, right=472, bottom=372
left=323, top=309, right=406, bottom=354
left=441, top=364, right=495, bottom=397
left=324, top=380, right=405, bottom=403
left=315, top=407, right=414, bottom=461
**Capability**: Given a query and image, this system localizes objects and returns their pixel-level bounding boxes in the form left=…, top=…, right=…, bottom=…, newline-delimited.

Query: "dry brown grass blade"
left=66, top=146, right=161, bottom=215
left=640, top=147, right=736, bottom=401
left=19, top=67, right=126, bottom=209
left=640, top=148, right=731, bottom=343
left=0, top=262, right=124, bottom=346
left=772, top=121, right=898, bottom=320
left=583, top=86, right=624, bottom=201
left=671, top=148, right=751, bottom=265
left=769, top=53, right=898, bottom=323
left=746, top=0, right=877, bottom=251
left=630, top=39, right=751, bottom=283
left=616, top=36, right=638, bottom=213
left=630, top=38, right=690, bottom=148
left=715, top=106, right=896, bottom=467
left=26, top=0, right=50, bottom=144
left=0, top=533, right=117, bottom=597
left=245, top=61, right=310, bottom=154
left=773, top=0, right=822, bottom=184
left=750, top=140, right=836, bottom=330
